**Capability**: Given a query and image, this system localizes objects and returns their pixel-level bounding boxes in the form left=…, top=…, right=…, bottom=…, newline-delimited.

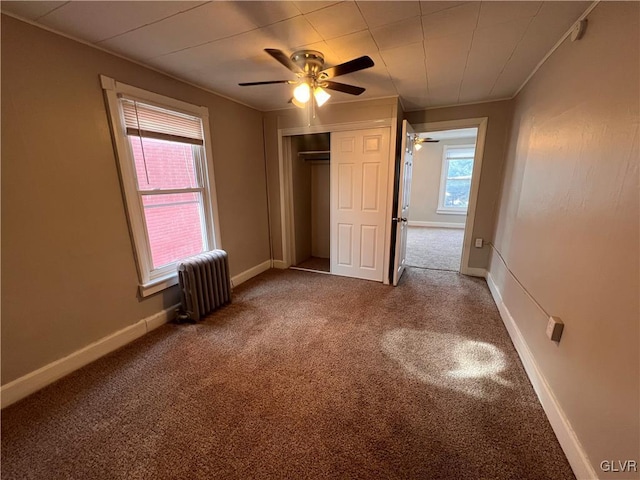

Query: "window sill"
left=436, top=208, right=468, bottom=216
left=139, top=273, right=179, bottom=298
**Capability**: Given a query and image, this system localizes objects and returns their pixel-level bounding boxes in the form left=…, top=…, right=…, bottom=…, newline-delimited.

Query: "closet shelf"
left=298, top=150, right=330, bottom=161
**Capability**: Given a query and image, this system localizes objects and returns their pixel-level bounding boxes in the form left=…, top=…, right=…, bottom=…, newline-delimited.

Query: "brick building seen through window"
left=130, top=137, right=204, bottom=269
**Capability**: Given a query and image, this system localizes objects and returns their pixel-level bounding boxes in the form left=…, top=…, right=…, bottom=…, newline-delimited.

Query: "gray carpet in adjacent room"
left=406, top=226, right=464, bottom=271
left=1, top=268, right=574, bottom=480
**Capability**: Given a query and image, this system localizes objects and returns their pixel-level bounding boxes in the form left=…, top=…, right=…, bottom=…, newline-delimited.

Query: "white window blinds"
left=446, top=147, right=475, bottom=159
left=120, top=97, right=204, bottom=145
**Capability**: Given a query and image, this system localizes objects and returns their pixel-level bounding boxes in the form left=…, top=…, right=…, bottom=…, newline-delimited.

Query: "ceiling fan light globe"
left=291, top=97, right=306, bottom=109
left=314, top=87, right=331, bottom=107
left=293, top=83, right=310, bottom=103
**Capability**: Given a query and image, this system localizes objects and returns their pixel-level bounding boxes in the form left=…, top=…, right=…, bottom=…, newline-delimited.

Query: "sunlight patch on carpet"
left=382, top=329, right=512, bottom=399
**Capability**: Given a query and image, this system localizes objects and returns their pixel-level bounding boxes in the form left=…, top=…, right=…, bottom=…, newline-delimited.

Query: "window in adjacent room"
left=437, top=145, right=476, bottom=215
left=101, top=76, right=221, bottom=296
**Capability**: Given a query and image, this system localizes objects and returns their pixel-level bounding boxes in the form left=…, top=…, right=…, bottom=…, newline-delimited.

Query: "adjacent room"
left=406, top=127, right=478, bottom=272
left=1, top=2, right=638, bottom=479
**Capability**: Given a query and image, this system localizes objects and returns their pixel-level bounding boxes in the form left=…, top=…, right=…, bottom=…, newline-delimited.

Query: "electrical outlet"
left=474, top=238, right=483, bottom=248
left=546, top=316, right=564, bottom=342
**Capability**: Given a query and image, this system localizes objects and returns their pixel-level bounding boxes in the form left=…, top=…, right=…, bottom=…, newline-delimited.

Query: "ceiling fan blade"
left=265, top=48, right=303, bottom=74
left=321, top=56, right=374, bottom=78
left=238, top=80, right=292, bottom=86
left=324, top=81, right=366, bottom=96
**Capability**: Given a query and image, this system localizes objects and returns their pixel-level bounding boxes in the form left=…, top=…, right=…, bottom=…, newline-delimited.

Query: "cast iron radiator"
left=177, top=249, right=231, bottom=321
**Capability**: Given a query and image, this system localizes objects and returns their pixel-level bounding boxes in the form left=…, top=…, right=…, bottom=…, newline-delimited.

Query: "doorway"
left=393, top=117, right=489, bottom=277
left=406, top=127, right=478, bottom=272
left=289, top=133, right=331, bottom=274
left=280, top=124, right=394, bottom=282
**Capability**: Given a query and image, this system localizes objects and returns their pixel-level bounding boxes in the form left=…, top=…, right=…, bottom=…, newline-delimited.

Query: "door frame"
left=410, top=117, right=488, bottom=276
left=392, top=119, right=414, bottom=286
left=277, top=118, right=397, bottom=284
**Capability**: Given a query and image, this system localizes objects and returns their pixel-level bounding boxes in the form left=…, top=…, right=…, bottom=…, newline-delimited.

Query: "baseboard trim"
left=145, top=306, right=176, bottom=331
left=272, top=260, right=288, bottom=269
left=485, top=272, right=597, bottom=480
left=0, top=303, right=179, bottom=409
left=408, top=221, right=465, bottom=229
left=461, top=267, right=487, bottom=278
left=231, top=259, right=271, bottom=287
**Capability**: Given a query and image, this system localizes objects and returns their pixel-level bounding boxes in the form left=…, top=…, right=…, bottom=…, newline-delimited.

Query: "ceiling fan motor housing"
left=238, top=48, right=371, bottom=98
left=291, top=50, right=325, bottom=77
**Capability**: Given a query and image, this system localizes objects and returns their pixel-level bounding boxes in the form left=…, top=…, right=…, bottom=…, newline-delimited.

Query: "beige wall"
left=311, top=163, right=330, bottom=259
left=405, top=100, right=513, bottom=269
left=264, top=97, right=399, bottom=262
left=409, top=137, right=475, bottom=225
left=1, top=16, right=270, bottom=384
left=490, top=2, right=639, bottom=475
left=291, top=136, right=311, bottom=264
left=291, top=134, right=330, bottom=264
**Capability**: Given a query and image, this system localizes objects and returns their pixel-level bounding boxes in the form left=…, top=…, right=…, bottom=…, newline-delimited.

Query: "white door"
left=392, top=120, right=415, bottom=286
left=331, top=127, right=390, bottom=281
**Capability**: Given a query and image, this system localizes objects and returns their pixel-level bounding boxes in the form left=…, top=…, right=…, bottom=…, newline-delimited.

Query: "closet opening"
left=288, top=133, right=331, bottom=274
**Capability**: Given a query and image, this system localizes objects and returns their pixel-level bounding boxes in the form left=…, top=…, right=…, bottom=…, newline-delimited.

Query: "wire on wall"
left=488, top=242, right=552, bottom=321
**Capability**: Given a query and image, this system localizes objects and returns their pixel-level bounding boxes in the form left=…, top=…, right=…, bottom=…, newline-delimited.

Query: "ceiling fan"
left=413, top=136, right=440, bottom=150
left=239, top=49, right=374, bottom=108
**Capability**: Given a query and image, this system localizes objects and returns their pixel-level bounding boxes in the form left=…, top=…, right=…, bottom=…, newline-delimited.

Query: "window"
left=437, top=145, right=476, bottom=215
left=101, top=76, right=220, bottom=296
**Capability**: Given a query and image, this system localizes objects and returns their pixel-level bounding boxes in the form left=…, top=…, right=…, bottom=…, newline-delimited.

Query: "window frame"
left=437, top=143, right=476, bottom=216
left=101, top=75, right=221, bottom=297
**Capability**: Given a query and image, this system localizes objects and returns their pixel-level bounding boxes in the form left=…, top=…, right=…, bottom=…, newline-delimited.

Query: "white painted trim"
left=145, top=307, right=176, bottom=332
left=412, top=118, right=487, bottom=136
left=200, top=115, right=223, bottom=250
left=392, top=118, right=413, bottom=286
left=278, top=135, right=295, bottom=268
left=404, top=97, right=513, bottom=113
left=408, top=221, right=465, bottom=229
left=2, top=12, right=258, bottom=111
left=272, top=260, right=288, bottom=269
left=139, top=273, right=179, bottom=297
left=411, top=118, right=488, bottom=276
left=278, top=118, right=393, bottom=137
left=277, top=117, right=398, bottom=276
left=463, top=267, right=487, bottom=278
left=101, top=75, right=208, bottom=116
left=436, top=208, right=467, bottom=216
left=101, top=76, right=222, bottom=290
left=1, top=0, right=597, bottom=116
left=485, top=272, right=597, bottom=480
left=230, top=260, right=270, bottom=287
left=513, top=1, right=600, bottom=99
left=385, top=102, right=401, bottom=285
left=437, top=143, right=476, bottom=214
left=391, top=4, right=599, bottom=113
left=0, top=304, right=179, bottom=409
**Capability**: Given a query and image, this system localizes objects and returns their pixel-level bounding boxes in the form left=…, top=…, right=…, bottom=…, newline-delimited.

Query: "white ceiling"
left=420, top=127, right=477, bottom=140
left=2, top=1, right=590, bottom=112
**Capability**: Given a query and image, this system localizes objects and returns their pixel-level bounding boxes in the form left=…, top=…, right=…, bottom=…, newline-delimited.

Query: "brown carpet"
left=293, top=256, right=330, bottom=273
left=406, top=226, right=464, bottom=271
left=1, top=268, right=574, bottom=480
